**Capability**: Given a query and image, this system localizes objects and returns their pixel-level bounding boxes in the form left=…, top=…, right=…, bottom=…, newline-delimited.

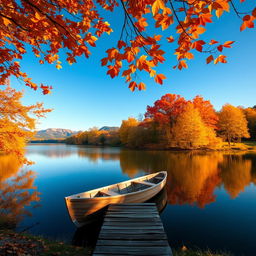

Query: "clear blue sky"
left=11, top=5, right=256, bottom=131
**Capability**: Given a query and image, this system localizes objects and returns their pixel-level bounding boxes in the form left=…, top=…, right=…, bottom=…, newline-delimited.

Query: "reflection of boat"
left=65, top=171, right=167, bottom=227
left=148, top=186, right=167, bottom=213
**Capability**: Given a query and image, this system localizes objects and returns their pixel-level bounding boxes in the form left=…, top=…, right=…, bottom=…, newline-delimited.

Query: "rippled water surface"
left=1, top=143, right=256, bottom=255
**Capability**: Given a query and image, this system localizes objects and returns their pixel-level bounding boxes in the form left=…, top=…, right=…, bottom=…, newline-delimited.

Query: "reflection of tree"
left=0, top=154, right=40, bottom=228
left=221, top=154, right=252, bottom=198
left=27, top=145, right=75, bottom=158
left=119, top=150, right=256, bottom=207
left=165, top=152, right=222, bottom=208
left=77, top=147, right=120, bottom=163
left=244, top=153, right=256, bottom=185
left=119, top=150, right=223, bottom=207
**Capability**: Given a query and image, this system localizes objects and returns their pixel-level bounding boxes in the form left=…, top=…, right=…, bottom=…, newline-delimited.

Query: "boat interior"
left=73, top=172, right=165, bottom=199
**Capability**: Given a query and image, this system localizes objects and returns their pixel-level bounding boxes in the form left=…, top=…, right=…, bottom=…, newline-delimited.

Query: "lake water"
left=1, top=143, right=256, bottom=255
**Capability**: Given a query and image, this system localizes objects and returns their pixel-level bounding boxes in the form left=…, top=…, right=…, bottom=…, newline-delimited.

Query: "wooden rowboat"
left=65, top=171, right=167, bottom=227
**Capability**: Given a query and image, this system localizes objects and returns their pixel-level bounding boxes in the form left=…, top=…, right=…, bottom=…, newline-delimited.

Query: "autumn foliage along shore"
left=66, top=93, right=254, bottom=150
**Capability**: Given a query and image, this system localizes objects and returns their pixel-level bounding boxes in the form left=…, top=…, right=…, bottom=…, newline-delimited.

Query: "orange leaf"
left=167, top=36, right=174, bottom=43
left=214, top=55, right=227, bottom=64
left=129, top=81, right=137, bottom=92
left=138, top=82, right=146, bottom=91
left=155, top=74, right=166, bottom=84
left=216, top=9, right=223, bottom=18
left=209, top=39, right=219, bottom=45
left=240, top=15, right=254, bottom=31
left=178, top=60, right=188, bottom=70
left=2, top=17, right=12, bottom=26
left=223, top=41, right=235, bottom=48
left=192, top=40, right=205, bottom=52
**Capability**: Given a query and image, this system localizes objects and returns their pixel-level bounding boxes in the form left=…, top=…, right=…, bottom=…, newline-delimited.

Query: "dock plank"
left=93, top=203, right=172, bottom=256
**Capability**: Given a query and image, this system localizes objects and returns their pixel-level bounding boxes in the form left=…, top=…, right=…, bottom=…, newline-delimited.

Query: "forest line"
left=66, top=94, right=256, bottom=150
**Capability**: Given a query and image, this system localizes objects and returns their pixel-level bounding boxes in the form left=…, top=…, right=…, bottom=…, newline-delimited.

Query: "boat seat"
left=101, top=190, right=119, bottom=196
left=155, top=176, right=163, bottom=180
left=132, top=180, right=155, bottom=187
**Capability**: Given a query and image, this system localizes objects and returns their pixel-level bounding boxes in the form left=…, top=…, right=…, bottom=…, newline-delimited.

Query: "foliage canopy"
left=0, top=0, right=255, bottom=92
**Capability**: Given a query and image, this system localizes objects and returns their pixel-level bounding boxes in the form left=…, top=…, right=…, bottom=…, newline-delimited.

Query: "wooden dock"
left=93, top=203, right=172, bottom=256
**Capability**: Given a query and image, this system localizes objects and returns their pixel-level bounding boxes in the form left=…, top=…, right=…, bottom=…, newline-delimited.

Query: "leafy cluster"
left=120, top=94, right=251, bottom=149
left=0, top=86, right=51, bottom=163
left=0, top=0, right=255, bottom=92
left=66, top=127, right=121, bottom=146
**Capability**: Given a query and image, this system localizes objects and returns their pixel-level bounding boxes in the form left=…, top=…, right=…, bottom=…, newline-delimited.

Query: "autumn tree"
left=0, top=86, right=50, bottom=163
left=218, top=104, right=250, bottom=146
left=119, top=117, right=138, bottom=145
left=192, top=95, right=218, bottom=129
left=145, top=94, right=187, bottom=144
left=172, top=103, right=212, bottom=149
left=0, top=1, right=255, bottom=93
left=243, top=107, right=256, bottom=140
left=66, top=128, right=121, bottom=146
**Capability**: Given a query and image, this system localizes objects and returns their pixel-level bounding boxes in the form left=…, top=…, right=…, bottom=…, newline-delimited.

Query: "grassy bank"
left=0, top=229, right=233, bottom=256
left=221, top=141, right=256, bottom=151
left=173, top=248, right=231, bottom=256
left=0, top=229, right=92, bottom=256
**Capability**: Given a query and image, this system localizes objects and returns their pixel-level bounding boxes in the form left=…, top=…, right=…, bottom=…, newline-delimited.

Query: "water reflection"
left=220, top=154, right=252, bottom=198
left=0, top=154, right=40, bottom=228
left=67, top=148, right=256, bottom=207
left=3, top=144, right=256, bottom=255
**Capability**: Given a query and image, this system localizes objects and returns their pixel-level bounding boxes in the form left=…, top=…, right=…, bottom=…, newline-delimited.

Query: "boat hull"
left=65, top=172, right=167, bottom=227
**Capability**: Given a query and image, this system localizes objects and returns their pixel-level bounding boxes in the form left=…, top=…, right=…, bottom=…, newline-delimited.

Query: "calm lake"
left=1, top=143, right=256, bottom=255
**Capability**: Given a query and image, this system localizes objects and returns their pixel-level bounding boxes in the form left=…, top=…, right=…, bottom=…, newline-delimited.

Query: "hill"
left=99, top=126, right=119, bottom=131
left=35, top=128, right=78, bottom=140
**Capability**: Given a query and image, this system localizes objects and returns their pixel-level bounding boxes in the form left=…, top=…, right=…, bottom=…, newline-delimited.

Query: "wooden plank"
left=108, top=208, right=158, bottom=211
left=109, top=203, right=155, bottom=206
left=93, top=203, right=172, bottom=256
left=101, top=190, right=120, bottom=196
left=102, top=225, right=163, bottom=229
left=105, top=213, right=159, bottom=217
left=132, top=180, right=155, bottom=186
left=98, top=233, right=168, bottom=240
left=94, top=246, right=171, bottom=254
left=96, top=240, right=169, bottom=246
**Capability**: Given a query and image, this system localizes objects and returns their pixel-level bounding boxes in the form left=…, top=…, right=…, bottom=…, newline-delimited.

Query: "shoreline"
left=0, top=229, right=231, bottom=256
left=28, top=141, right=256, bottom=153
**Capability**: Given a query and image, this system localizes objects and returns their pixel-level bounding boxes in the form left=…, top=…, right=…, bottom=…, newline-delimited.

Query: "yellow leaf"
left=3, top=17, right=11, bottom=26
left=35, top=12, right=42, bottom=20
left=216, top=9, right=223, bottom=18
left=152, top=0, right=165, bottom=16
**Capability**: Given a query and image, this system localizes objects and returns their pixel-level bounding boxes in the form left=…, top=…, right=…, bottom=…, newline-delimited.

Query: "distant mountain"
left=35, top=128, right=79, bottom=139
left=99, top=126, right=119, bottom=131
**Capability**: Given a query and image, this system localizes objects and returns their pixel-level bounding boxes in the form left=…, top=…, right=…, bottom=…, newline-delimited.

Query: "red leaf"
left=167, top=36, right=174, bottom=43
left=155, top=74, right=166, bottom=84
left=129, top=81, right=137, bottom=91
left=138, top=82, right=146, bottom=90
left=117, top=40, right=126, bottom=49
left=252, top=8, right=256, bottom=18
left=206, top=55, right=214, bottom=64
left=217, top=45, right=223, bottom=52
left=209, top=39, right=219, bottom=45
